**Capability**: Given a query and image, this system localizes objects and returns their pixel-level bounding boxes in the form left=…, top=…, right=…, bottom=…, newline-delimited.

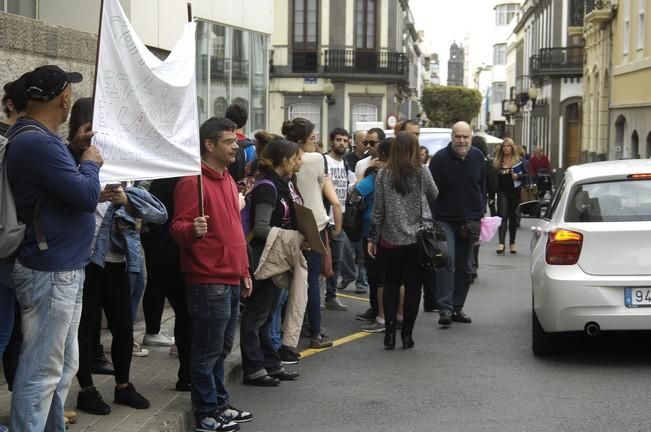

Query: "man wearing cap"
left=6, top=65, right=103, bottom=431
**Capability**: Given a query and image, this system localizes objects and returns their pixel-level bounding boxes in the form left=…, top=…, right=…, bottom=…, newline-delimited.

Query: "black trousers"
left=77, top=262, right=134, bottom=387
left=381, top=244, right=423, bottom=335
left=2, top=301, right=21, bottom=391
left=497, top=190, right=519, bottom=244
left=240, top=278, right=282, bottom=378
left=422, top=269, right=437, bottom=311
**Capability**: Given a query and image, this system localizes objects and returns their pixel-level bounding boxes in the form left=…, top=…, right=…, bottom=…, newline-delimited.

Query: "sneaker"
left=221, top=404, right=253, bottom=423
left=337, top=280, right=353, bottom=291
left=175, top=380, right=191, bottom=392
left=77, top=387, right=111, bottom=415
left=361, top=320, right=385, bottom=333
left=354, top=286, right=369, bottom=294
left=324, top=297, right=348, bottom=311
left=301, top=325, right=325, bottom=338
left=452, top=310, right=472, bottom=323
left=114, top=383, right=150, bottom=409
left=132, top=342, right=150, bottom=357
left=0, top=425, right=8, bottom=432
left=196, top=415, right=240, bottom=432
left=64, top=410, right=78, bottom=424
left=438, top=311, right=452, bottom=327
left=356, top=308, right=377, bottom=321
left=169, top=344, right=178, bottom=356
left=278, top=345, right=300, bottom=365
left=143, top=332, right=175, bottom=347
left=309, top=334, right=333, bottom=349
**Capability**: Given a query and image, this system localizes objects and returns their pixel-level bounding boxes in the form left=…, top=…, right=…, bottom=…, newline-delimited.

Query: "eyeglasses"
left=363, top=140, right=378, bottom=146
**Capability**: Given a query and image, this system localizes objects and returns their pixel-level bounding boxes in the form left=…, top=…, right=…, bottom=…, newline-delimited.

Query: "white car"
left=524, top=159, right=651, bottom=355
left=384, top=128, right=451, bottom=156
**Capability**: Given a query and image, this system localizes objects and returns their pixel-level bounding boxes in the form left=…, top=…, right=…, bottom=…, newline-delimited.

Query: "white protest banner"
left=92, top=0, right=201, bottom=182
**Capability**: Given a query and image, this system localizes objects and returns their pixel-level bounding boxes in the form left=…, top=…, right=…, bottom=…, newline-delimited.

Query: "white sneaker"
left=143, top=332, right=175, bottom=347
left=132, top=342, right=150, bottom=357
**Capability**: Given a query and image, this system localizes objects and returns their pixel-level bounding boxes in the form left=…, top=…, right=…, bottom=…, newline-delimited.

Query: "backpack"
left=0, top=125, right=48, bottom=259
left=240, top=178, right=277, bottom=241
left=342, top=188, right=367, bottom=242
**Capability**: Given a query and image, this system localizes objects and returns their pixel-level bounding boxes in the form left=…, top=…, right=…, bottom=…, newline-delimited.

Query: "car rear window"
left=565, top=179, right=651, bottom=222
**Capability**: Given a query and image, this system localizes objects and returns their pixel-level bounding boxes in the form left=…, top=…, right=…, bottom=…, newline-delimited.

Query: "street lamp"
left=528, top=86, right=539, bottom=107
left=323, top=81, right=336, bottom=106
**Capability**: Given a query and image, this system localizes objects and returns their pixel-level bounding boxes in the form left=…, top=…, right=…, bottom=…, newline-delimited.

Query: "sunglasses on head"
left=363, top=140, right=378, bottom=146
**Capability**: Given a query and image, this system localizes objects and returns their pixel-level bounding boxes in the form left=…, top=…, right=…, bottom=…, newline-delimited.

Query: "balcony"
left=529, top=47, right=583, bottom=81
left=323, top=49, right=408, bottom=78
left=292, top=50, right=319, bottom=73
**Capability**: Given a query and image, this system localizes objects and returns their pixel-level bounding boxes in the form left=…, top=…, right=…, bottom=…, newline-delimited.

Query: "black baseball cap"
left=25, top=65, right=83, bottom=102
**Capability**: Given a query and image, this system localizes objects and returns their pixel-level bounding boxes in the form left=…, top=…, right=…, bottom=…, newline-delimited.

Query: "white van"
left=384, top=127, right=451, bottom=156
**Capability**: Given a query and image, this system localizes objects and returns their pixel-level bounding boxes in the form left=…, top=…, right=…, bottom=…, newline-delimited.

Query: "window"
left=293, top=0, right=318, bottom=48
left=492, top=82, right=507, bottom=104
left=638, top=0, right=646, bottom=50
left=288, top=102, right=321, bottom=134
left=356, top=0, right=377, bottom=49
left=351, top=103, right=378, bottom=125
left=495, top=4, right=519, bottom=26
left=624, top=0, right=631, bottom=54
left=493, top=44, right=507, bottom=65
left=3, top=0, right=36, bottom=18
left=566, top=180, right=651, bottom=222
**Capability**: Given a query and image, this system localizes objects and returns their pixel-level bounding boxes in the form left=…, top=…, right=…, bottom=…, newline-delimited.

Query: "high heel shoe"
left=401, top=332, right=415, bottom=349
left=510, top=244, right=517, bottom=254
left=496, top=244, right=505, bottom=255
left=384, top=324, right=396, bottom=350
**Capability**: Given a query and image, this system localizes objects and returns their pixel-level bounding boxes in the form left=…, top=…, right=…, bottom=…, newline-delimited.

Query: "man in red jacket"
left=171, top=117, right=253, bottom=432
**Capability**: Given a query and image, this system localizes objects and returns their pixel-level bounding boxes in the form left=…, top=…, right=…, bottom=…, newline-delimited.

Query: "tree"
left=421, top=85, right=483, bottom=128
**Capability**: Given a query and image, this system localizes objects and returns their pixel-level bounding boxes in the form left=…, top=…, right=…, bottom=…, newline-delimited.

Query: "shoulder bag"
left=415, top=170, right=449, bottom=270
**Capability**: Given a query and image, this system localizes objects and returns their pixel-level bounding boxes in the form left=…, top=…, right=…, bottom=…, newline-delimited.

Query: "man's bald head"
left=451, top=121, right=472, bottom=159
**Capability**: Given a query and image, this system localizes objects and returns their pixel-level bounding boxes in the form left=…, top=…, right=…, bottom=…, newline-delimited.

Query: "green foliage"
left=421, top=85, right=483, bottom=128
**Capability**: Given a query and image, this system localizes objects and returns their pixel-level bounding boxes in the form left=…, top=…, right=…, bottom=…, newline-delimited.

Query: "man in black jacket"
left=428, top=121, right=486, bottom=327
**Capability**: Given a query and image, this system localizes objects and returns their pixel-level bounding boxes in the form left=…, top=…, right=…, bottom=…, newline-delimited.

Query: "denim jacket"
left=91, top=186, right=167, bottom=273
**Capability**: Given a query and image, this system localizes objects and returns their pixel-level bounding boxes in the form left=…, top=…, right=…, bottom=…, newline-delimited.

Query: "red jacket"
left=170, top=164, right=249, bottom=285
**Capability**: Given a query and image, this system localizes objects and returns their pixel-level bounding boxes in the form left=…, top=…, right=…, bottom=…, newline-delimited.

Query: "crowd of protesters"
left=0, top=64, right=547, bottom=432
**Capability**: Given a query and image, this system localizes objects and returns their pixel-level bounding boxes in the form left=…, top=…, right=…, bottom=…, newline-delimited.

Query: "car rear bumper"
left=533, top=265, right=651, bottom=333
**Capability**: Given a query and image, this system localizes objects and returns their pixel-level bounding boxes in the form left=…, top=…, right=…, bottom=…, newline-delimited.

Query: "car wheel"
left=532, top=310, right=559, bottom=356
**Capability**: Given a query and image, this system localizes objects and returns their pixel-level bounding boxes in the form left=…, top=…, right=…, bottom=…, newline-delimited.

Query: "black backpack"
left=342, top=188, right=367, bottom=242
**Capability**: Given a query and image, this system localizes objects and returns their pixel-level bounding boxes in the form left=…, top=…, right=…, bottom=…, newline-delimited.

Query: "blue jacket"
left=355, top=173, right=376, bottom=239
left=91, top=187, right=167, bottom=273
left=6, top=118, right=100, bottom=271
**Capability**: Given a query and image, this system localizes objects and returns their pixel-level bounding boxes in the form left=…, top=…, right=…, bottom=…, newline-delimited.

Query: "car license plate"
left=625, top=288, right=651, bottom=307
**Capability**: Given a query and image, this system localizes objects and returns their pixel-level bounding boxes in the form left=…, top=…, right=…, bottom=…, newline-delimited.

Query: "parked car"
left=519, top=160, right=651, bottom=355
left=384, top=127, right=451, bottom=156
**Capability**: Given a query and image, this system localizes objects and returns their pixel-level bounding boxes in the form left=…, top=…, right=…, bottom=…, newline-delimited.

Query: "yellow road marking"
left=299, top=331, right=371, bottom=358
left=337, top=293, right=368, bottom=302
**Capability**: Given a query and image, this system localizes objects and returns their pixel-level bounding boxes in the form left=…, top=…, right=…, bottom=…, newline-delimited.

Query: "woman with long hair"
left=494, top=138, right=526, bottom=254
left=282, top=118, right=341, bottom=351
left=367, top=132, right=438, bottom=349
left=240, top=135, right=302, bottom=386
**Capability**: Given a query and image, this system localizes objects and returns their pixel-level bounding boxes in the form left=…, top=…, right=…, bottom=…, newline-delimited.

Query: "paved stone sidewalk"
left=0, top=306, right=242, bottom=431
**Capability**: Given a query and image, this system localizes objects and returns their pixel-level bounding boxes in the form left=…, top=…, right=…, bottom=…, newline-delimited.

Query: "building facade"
left=582, top=0, right=615, bottom=162
left=269, top=0, right=421, bottom=142
left=0, top=0, right=272, bottom=133
left=511, top=0, right=584, bottom=169
left=447, top=42, right=465, bottom=86
left=610, top=0, right=651, bottom=160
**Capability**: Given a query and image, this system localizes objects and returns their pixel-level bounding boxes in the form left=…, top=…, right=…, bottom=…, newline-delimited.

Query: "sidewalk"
left=0, top=306, right=242, bottom=432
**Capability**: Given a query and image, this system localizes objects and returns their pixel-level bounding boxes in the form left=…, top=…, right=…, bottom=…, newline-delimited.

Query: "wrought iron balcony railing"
left=529, top=47, right=583, bottom=80
left=323, top=49, right=408, bottom=76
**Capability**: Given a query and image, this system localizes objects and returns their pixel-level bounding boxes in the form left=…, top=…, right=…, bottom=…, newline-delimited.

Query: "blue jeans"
left=186, top=284, right=239, bottom=422
left=304, top=249, right=322, bottom=337
left=10, top=262, right=84, bottom=432
left=0, top=259, right=15, bottom=356
left=435, top=221, right=473, bottom=313
left=270, top=288, right=289, bottom=351
left=339, top=239, right=369, bottom=290
left=129, top=269, right=146, bottom=322
left=325, top=231, right=346, bottom=299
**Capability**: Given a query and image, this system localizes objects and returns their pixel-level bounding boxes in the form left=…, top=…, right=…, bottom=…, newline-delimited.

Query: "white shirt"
left=324, top=154, right=356, bottom=223
left=355, top=156, right=373, bottom=181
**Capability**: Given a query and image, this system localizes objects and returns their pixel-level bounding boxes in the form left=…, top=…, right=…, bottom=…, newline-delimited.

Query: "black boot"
left=401, top=330, right=415, bottom=349
left=384, top=322, right=396, bottom=350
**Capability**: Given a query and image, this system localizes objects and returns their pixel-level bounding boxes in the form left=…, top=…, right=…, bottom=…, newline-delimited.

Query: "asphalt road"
left=228, top=220, right=651, bottom=432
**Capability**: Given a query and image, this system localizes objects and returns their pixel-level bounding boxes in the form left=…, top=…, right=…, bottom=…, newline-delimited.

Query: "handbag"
left=415, top=173, right=449, bottom=270
left=321, top=228, right=334, bottom=278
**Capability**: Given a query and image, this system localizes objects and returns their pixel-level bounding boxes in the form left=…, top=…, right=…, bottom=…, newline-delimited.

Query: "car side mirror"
left=517, top=200, right=542, bottom=218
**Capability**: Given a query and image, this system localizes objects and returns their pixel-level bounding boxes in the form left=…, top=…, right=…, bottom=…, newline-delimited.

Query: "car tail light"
left=545, top=229, right=583, bottom=265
